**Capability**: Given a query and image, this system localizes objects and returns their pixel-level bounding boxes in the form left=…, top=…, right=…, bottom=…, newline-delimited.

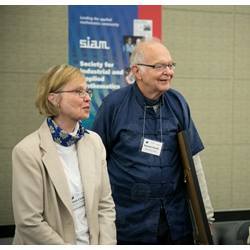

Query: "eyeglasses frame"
left=136, top=62, right=176, bottom=71
left=53, top=88, right=93, bottom=98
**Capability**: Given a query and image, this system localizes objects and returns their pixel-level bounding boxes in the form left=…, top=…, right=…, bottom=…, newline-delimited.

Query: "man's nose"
left=162, top=66, right=173, bottom=74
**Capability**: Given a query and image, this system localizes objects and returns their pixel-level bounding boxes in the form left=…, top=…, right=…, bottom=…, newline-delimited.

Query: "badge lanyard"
left=141, top=104, right=163, bottom=156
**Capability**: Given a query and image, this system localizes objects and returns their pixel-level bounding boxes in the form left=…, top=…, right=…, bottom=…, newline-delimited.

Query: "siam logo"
left=79, top=36, right=110, bottom=50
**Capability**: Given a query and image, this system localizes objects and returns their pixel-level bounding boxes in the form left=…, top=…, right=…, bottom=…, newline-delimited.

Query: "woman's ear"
left=48, top=93, right=58, bottom=106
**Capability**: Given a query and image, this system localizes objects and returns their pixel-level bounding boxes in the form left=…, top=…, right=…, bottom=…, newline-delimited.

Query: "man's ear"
left=131, top=65, right=142, bottom=80
left=48, top=93, right=57, bottom=106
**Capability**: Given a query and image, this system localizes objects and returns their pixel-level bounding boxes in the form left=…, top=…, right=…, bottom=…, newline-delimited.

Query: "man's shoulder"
left=102, top=85, right=132, bottom=105
left=166, top=88, right=186, bottom=101
left=165, top=88, right=189, bottom=107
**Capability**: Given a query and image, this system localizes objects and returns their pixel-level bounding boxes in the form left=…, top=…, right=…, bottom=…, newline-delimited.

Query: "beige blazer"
left=12, top=120, right=116, bottom=244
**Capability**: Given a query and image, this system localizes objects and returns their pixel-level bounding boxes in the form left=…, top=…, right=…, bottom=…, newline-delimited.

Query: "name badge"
left=141, top=138, right=163, bottom=156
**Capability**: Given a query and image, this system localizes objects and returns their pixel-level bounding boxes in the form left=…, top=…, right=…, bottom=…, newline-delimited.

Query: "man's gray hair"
left=130, top=37, right=162, bottom=67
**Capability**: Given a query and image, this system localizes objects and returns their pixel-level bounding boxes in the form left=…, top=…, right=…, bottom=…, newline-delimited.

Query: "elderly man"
left=93, top=38, right=214, bottom=244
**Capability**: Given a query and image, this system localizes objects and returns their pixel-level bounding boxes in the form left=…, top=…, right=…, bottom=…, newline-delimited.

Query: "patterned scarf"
left=47, top=117, right=87, bottom=147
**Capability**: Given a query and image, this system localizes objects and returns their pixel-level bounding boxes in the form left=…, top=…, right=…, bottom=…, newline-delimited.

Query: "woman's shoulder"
left=13, top=130, right=40, bottom=153
left=83, top=129, right=105, bottom=149
left=84, top=129, right=102, bottom=142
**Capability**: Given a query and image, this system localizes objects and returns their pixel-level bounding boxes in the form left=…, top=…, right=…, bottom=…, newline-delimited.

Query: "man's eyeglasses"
left=137, top=63, right=176, bottom=71
left=54, top=88, right=93, bottom=98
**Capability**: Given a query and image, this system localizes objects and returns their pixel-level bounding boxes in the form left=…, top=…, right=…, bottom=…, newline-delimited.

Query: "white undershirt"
left=54, top=124, right=89, bottom=244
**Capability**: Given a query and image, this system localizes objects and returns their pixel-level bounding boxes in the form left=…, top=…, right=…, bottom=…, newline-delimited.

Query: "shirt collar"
left=133, top=82, right=164, bottom=108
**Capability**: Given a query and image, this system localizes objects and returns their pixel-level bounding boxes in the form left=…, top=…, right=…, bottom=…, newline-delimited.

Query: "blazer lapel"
left=38, top=120, right=73, bottom=217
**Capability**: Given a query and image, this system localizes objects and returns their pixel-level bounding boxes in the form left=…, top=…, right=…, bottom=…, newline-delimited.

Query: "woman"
left=12, top=64, right=116, bottom=244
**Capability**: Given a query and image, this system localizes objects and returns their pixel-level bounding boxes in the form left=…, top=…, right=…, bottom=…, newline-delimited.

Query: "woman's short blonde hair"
left=35, top=64, right=83, bottom=117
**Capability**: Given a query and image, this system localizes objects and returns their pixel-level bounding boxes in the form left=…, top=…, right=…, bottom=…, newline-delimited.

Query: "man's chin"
left=159, top=83, right=171, bottom=92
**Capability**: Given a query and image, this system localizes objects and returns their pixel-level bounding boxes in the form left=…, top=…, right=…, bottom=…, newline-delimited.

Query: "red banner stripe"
left=138, top=5, right=162, bottom=39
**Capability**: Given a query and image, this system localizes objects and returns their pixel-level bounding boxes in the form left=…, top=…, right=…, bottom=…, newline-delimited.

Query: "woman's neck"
left=53, top=116, right=77, bottom=133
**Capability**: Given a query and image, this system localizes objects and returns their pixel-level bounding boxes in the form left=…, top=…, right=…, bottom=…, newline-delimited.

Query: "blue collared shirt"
left=93, top=83, right=204, bottom=243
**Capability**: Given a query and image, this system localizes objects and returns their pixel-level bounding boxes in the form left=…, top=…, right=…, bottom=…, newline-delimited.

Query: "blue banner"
left=69, top=6, right=138, bottom=128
